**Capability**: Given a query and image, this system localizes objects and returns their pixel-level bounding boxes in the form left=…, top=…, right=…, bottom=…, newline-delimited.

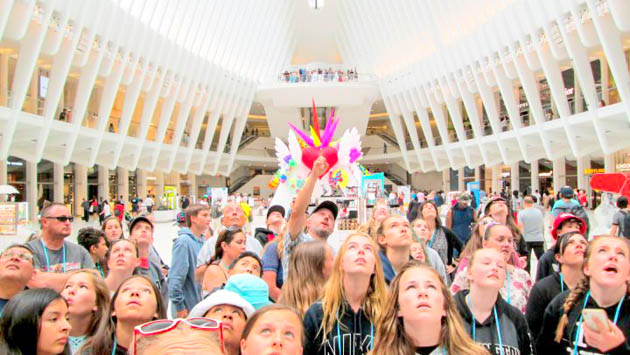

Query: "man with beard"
left=279, top=156, right=338, bottom=282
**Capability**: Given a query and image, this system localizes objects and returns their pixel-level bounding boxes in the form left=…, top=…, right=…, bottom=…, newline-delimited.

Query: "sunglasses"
left=133, top=318, right=223, bottom=353
left=44, top=216, right=74, bottom=222
left=1, top=251, right=33, bottom=262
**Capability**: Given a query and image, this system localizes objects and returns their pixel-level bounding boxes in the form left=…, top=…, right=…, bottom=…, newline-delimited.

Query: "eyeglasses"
left=1, top=251, right=33, bottom=262
left=225, top=226, right=243, bottom=233
left=43, top=216, right=74, bottom=222
left=133, top=318, right=223, bottom=353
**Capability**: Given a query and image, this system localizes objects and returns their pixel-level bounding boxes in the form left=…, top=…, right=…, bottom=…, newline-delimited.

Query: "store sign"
left=617, top=164, right=630, bottom=172
left=585, top=168, right=606, bottom=174
left=0, top=203, right=18, bottom=236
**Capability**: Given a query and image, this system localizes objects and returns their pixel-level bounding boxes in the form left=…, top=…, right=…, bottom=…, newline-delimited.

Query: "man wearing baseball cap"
left=280, top=156, right=338, bottom=282
left=535, top=212, right=586, bottom=282
left=253, top=205, right=285, bottom=247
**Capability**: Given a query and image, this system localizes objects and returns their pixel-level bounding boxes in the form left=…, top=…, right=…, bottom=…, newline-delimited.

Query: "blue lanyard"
left=560, top=273, right=565, bottom=293
left=40, top=239, right=66, bottom=273
left=336, top=311, right=374, bottom=353
left=96, top=263, right=105, bottom=278
left=428, top=229, right=437, bottom=248
left=573, top=291, right=625, bottom=355
left=111, top=337, right=117, bottom=355
left=505, top=271, right=511, bottom=305
left=467, top=294, right=505, bottom=355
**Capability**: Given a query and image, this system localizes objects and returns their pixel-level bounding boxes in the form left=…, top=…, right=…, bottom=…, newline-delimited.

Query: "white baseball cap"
left=189, top=290, right=256, bottom=319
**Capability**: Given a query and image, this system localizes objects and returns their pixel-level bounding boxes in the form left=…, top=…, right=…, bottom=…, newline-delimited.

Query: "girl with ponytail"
left=537, top=236, right=630, bottom=354
left=371, top=261, right=488, bottom=355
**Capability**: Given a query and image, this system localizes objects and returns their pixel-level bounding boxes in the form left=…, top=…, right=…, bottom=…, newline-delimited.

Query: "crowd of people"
left=280, top=68, right=359, bottom=83
left=1, top=157, right=629, bottom=354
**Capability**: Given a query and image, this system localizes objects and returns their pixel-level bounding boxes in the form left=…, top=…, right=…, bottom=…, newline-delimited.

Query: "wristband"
left=139, top=258, right=149, bottom=269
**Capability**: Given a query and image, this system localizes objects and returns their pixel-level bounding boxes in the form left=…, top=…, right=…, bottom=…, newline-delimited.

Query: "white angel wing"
left=336, top=127, right=362, bottom=167
left=287, top=130, right=302, bottom=163
left=274, top=137, right=291, bottom=168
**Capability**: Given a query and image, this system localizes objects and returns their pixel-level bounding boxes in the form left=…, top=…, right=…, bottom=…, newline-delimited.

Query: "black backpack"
left=620, top=211, right=630, bottom=238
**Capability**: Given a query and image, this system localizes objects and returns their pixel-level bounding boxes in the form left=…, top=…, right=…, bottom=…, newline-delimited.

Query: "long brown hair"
left=418, top=200, right=443, bottom=227
left=80, top=275, right=166, bottom=354
left=64, top=269, right=110, bottom=337
left=212, top=228, right=245, bottom=262
left=319, top=233, right=388, bottom=343
left=555, top=236, right=630, bottom=342
left=371, top=262, right=488, bottom=355
left=358, top=199, right=389, bottom=240
left=278, top=241, right=329, bottom=316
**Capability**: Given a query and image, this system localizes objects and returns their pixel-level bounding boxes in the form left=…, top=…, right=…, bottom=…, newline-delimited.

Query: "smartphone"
left=582, top=308, right=610, bottom=332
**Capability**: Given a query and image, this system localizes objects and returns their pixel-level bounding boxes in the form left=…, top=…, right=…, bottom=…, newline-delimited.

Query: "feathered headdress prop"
left=269, top=99, right=367, bottom=200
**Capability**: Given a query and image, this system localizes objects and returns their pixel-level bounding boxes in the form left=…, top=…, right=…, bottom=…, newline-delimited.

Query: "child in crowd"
left=371, top=261, right=488, bottom=355
left=454, top=249, right=533, bottom=354
left=303, top=233, right=387, bottom=355
left=61, top=270, right=110, bottom=354
left=537, top=236, right=630, bottom=354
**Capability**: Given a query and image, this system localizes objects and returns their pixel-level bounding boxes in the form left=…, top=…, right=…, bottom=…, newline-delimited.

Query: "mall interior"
left=1, top=0, right=630, bottom=221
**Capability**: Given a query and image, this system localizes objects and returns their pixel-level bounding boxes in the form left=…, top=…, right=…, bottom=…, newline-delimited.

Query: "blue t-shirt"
left=551, top=199, right=580, bottom=218
left=261, top=241, right=283, bottom=288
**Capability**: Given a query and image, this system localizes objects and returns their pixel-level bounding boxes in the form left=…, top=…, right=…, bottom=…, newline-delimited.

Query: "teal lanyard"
left=505, top=271, right=511, bottom=305
left=573, top=291, right=625, bottom=355
left=111, top=337, right=117, bottom=355
left=41, top=240, right=66, bottom=273
left=428, top=229, right=437, bottom=248
left=96, top=263, right=105, bottom=278
left=336, top=311, right=374, bottom=353
left=467, top=294, right=505, bottom=355
left=560, top=273, right=565, bottom=293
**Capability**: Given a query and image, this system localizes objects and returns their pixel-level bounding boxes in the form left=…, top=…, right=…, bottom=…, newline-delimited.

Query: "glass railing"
left=277, top=71, right=376, bottom=83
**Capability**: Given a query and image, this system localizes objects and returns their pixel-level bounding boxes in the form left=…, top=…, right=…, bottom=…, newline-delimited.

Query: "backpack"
left=621, top=211, right=630, bottom=238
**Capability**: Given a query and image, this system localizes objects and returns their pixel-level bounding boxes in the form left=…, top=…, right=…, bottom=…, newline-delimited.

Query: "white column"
left=53, top=163, right=64, bottom=203
left=190, top=174, right=198, bottom=201
left=600, top=55, right=609, bottom=103
left=531, top=160, right=539, bottom=195
left=577, top=156, right=591, bottom=191
left=0, top=160, right=6, bottom=202
left=117, top=167, right=129, bottom=204
left=29, top=69, right=38, bottom=113
left=458, top=168, right=465, bottom=191
left=492, top=165, right=502, bottom=194
left=155, top=172, right=164, bottom=200
left=74, top=164, right=87, bottom=216
left=604, top=154, right=615, bottom=173
left=553, top=158, right=566, bottom=192
left=0, top=53, right=8, bottom=106
left=136, top=169, right=147, bottom=199
left=510, top=162, right=520, bottom=193
left=98, top=165, right=109, bottom=201
left=442, top=169, right=450, bottom=192
left=26, top=161, right=37, bottom=219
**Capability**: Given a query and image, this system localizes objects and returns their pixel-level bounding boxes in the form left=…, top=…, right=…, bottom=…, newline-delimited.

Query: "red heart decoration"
left=301, top=146, right=338, bottom=178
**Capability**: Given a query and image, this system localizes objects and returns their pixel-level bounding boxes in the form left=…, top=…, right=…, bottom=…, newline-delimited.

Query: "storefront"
left=6, top=156, right=26, bottom=202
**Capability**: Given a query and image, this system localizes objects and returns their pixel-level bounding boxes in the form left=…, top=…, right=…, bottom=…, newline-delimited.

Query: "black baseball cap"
left=311, top=200, right=338, bottom=220
left=129, top=216, right=153, bottom=234
left=266, top=205, right=286, bottom=220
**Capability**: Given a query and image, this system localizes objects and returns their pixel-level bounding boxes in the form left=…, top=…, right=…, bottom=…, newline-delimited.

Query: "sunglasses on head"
left=133, top=318, right=223, bottom=353
left=44, top=216, right=74, bottom=222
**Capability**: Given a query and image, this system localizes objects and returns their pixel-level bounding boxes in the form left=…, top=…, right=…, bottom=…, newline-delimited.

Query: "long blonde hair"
left=371, top=262, right=488, bottom=355
left=64, top=269, right=110, bottom=337
left=278, top=241, right=329, bottom=316
left=319, top=232, right=388, bottom=342
left=555, top=236, right=630, bottom=342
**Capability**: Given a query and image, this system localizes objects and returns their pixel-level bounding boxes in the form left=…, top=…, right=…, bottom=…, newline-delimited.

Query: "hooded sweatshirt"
left=167, top=227, right=204, bottom=314
left=525, top=271, right=564, bottom=342
left=304, top=301, right=375, bottom=355
left=454, top=290, right=533, bottom=355
left=537, top=291, right=630, bottom=355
